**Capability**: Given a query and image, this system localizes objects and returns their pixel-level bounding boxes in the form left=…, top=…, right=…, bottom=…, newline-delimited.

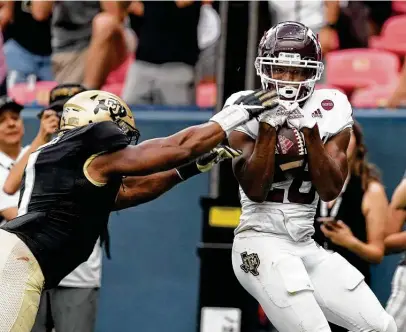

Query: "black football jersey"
left=2, top=121, right=129, bottom=289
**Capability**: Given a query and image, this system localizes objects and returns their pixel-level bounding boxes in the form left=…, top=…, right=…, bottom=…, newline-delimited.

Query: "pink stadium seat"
left=325, top=49, right=400, bottom=92
left=369, top=15, right=406, bottom=55
left=8, top=81, right=58, bottom=106
left=350, top=83, right=399, bottom=108
left=393, top=1, right=406, bottom=14
left=196, top=82, right=216, bottom=107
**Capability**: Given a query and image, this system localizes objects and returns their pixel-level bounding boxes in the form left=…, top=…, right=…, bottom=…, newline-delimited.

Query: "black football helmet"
left=255, top=21, right=324, bottom=103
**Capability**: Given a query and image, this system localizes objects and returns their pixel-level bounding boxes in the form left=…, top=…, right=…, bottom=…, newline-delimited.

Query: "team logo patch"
left=321, top=99, right=334, bottom=111
left=240, top=251, right=260, bottom=276
left=277, top=136, right=294, bottom=154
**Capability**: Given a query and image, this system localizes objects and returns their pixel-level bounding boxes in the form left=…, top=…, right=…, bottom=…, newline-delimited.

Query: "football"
left=275, top=124, right=306, bottom=173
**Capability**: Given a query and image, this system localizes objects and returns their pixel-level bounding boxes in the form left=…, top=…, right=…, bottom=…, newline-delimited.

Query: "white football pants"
left=386, top=265, right=406, bottom=331
left=232, top=231, right=397, bottom=332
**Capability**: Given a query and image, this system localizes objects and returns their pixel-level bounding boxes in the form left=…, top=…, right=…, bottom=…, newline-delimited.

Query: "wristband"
left=176, top=162, right=201, bottom=181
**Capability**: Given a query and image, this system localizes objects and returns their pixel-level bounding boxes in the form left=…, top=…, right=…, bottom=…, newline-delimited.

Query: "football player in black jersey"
left=0, top=89, right=281, bottom=331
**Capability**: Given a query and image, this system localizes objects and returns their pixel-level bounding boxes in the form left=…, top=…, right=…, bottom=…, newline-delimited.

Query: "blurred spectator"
left=0, top=1, right=53, bottom=86
left=32, top=1, right=135, bottom=89
left=0, top=96, right=58, bottom=224
left=3, top=84, right=86, bottom=195
left=322, top=1, right=369, bottom=51
left=0, top=96, right=26, bottom=223
left=363, top=1, right=394, bottom=36
left=383, top=171, right=406, bottom=331
left=268, top=0, right=337, bottom=57
left=123, top=1, right=202, bottom=105
left=313, top=122, right=388, bottom=332
left=3, top=83, right=103, bottom=332
left=322, top=1, right=392, bottom=51
left=268, top=0, right=325, bottom=34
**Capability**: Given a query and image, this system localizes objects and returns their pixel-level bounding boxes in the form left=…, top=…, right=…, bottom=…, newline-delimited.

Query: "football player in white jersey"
left=227, top=21, right=396, bottom=332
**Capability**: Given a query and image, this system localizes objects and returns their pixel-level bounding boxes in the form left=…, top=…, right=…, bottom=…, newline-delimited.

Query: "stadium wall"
left=21, top=109, right=406, bottom=332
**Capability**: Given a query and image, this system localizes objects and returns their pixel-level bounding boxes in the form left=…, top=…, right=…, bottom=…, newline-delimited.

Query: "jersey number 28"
left=266, top=166, right=317, bottom=204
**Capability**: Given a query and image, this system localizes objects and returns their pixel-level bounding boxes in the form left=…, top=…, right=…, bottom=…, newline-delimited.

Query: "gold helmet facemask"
left=60, top=90, right=140, bottom=144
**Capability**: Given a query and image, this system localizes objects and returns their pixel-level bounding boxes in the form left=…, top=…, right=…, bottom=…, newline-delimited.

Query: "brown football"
left=275, top=124, right=306, bottom=175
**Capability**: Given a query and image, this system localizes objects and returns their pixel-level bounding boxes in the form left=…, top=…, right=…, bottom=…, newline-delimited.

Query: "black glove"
left=233, top=89, right=279, bottom=117
left=176, top=145, right=242, bottom=181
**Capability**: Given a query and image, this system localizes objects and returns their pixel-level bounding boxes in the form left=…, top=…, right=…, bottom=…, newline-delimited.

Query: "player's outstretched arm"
left=114, top=170, right=181, bottom=210
left=384, top=179, right=406, bottom=254
left=113, top=146, right=241, bottom=210
left=88, top=97, right=267, bottom=183
left=303, top=126, right=351, bottom=202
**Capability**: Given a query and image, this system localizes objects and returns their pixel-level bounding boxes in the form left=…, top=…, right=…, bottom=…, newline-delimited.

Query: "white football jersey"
left=228, top=89, right=354, bottom=241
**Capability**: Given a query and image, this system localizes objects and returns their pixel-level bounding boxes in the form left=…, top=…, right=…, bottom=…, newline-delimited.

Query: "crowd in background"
left=0, top=1, right=406, bottom=109
left=0, top=0, right=219, bottom=107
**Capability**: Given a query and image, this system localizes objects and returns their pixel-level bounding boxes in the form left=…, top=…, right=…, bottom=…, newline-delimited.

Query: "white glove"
left=210, top=90, right=279, bottom=136
left=286, top=103, right=317, bottom=130
left=259, top=101, right=297, bottom=129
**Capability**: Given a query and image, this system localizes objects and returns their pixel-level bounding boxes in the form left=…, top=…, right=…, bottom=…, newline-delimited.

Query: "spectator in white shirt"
left=0, top=96, right=27, bottom=222
left=0, top=96, right=57, bottom=222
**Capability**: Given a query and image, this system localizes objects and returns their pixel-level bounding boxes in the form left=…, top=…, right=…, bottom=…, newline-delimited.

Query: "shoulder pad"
left=86, top=122, right=129, bottom=154
left=304, top=89, right=353, bottom=139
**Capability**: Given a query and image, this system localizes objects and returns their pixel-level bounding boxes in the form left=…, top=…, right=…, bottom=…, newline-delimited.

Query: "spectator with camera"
left=0, top=95, right=58, bottom=223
